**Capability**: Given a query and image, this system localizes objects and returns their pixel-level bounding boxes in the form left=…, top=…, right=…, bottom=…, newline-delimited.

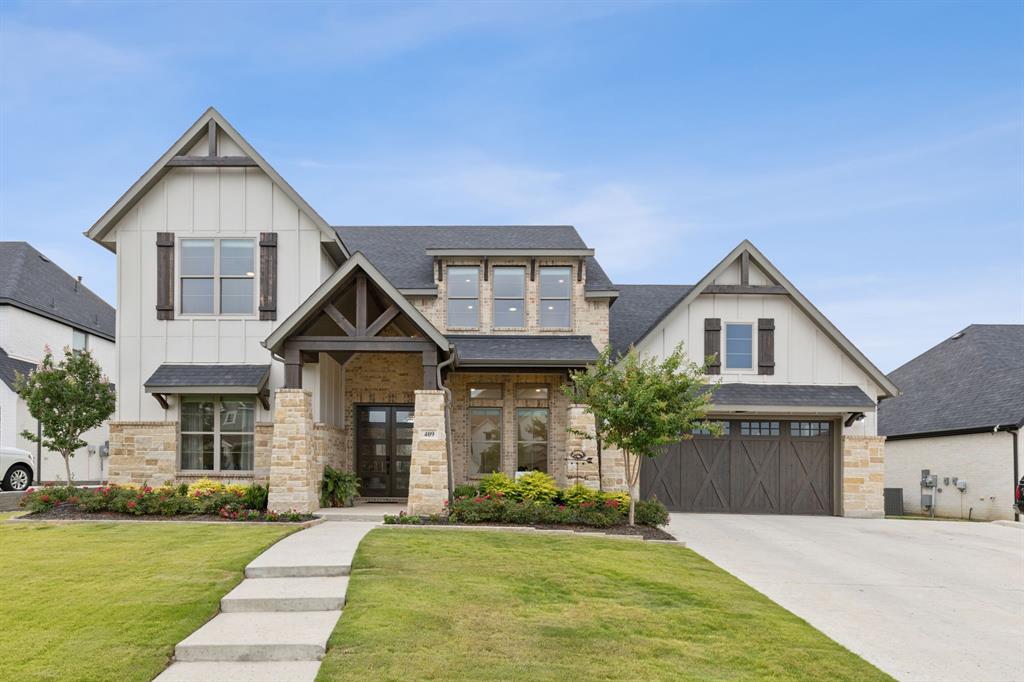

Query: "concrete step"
left=154, top=661, right=322, bottom=682
left=174, top=611, right=341, bottom=662
left=221, top=577, right=348, bottom=612
left=245, top=564, right=348, bottom=578
left=244, top=522, right=375, bottom=578
left=317, top=511, right=387, bottom=522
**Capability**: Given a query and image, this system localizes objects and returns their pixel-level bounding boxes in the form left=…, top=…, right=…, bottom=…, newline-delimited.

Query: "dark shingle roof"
left=706, top=383, right=875, bottom=409
left=0, top=347, right=36, bottom=390
left=144, top=364, right=271, bottom=390
left=0, top=242, right=115, bottom=340
left=334, top=226, right=616, bottom=293
left=451, top=335, right=599, bottom=367
left=609, top=284, right=694, bottom=356
left=879, top=325, right=1024, bottom=437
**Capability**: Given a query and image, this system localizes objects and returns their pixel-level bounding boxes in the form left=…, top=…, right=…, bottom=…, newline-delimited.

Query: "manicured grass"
left=318, top=529, right=891, bottom=681
left=0, top=521, right=292, bottom=681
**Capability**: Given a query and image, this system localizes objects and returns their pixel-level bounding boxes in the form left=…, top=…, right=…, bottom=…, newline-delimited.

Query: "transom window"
left=516, top=408, right=549, bottom=473
left=469, top=407, right=502, bottom=474
left=725, top=323, right=754, bottom=369
left=790, top=421, right=831, bottom=437
left=181, top=396, right=255, bottom=471
left=515, top=384, right=549, bottom=400
left=180, top=239, right=255, bottom=315
left=539, top=266, right=571, bottom=328
left=469, top=384, right=502, bottom=401
left=492, top=266, right=526, bottom=328
left=740, top=421, right=780, bottom=437
left=692, top=421, right=730, bottom=437
left=447, top=266, right=479, bottom=328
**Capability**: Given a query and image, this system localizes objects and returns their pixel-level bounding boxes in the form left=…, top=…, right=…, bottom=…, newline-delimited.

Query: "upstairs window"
left=447, top=266, right=479, bottom=328
left=180, top=239, right=255, bottom=315
left=72, top=330, right=88, bottom=351
left=492, top=266, right=526, bottom=328
left=725, top=323, right=753, bottom=369
left=539, top=266, right=571, bottom=328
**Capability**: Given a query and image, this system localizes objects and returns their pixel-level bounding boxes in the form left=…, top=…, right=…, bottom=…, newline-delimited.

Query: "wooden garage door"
left=641, top=419, right=834, bottom=515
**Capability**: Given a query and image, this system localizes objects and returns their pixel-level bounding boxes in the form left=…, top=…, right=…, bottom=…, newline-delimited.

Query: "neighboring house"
left=0, top=242, right=117, bottom=483
left=84, top=107, right=893, bottom=517
left=609, top=244, right=898, bottom=518
left=879, top=325, right=1023, bottom=521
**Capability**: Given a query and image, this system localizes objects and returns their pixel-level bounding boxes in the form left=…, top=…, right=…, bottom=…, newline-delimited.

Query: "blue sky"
left=1, top=0, right=1021, bottom=371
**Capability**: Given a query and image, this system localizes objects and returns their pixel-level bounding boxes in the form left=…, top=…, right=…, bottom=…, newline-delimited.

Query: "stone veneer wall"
left=107, top=422, right=178, bottom=486
left=314, top=423, right=348, bottom=473
left=407, top=256, right=611, bottom=350
left=842, top=435, right=885, bottom=518
left=407, top=390, right=449, bottom=515
left=267, top=389, right=321, bottom=513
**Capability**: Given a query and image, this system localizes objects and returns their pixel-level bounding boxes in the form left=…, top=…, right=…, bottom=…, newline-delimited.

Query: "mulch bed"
left=410, top=518, right=675, bottom=541
left=20, top=504, right=314, bottom=523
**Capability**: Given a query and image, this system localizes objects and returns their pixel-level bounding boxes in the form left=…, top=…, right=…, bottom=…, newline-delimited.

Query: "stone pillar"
left=842, top=435, right=885, bottom=518
left=107, top=422, right=178, bottom=486
left=566, top=405, right=601, bottom=489
left=600, top=445, right=629, bottom=493
left=407, top=390, right=448, bottom=516
left=267, top=389, right=320, bottom=513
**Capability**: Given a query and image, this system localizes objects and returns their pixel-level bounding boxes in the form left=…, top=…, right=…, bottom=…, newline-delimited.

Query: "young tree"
left=14, top=347, right=116, bottom=485
left=566, top=344, right=720, bottom=525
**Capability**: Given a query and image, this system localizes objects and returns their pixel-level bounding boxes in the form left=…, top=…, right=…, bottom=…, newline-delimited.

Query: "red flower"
left=604, top=499, right=619, bottom=508
left=127, top=501, right=137, bottom=509
left=41, top=495, right=51, bottom=503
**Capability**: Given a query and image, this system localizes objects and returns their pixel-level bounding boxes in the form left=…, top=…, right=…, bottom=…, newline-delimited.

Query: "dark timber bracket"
left=152, top=393, right=169, bottom=410
left=740, top=251, right=750, bottom=285
left=703, top=284, right=787, bottom=295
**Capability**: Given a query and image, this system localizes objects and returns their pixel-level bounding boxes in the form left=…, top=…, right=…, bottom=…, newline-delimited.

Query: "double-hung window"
left=725, top=323, right=754, bottom=370
left=539, top=266, right=571, bottom=328
left=492, top=266, right=525, bottom=328
left=180, top=239, right=256, bottom=315
left=469, top=408, right=502, bottom=474
left=72, top=330, right=88, bottom=352
left=516, top=408, right=549, bottom=472
left=447, top=266, right=479, bottom=328
left=181, top=396, right=255, bottom=472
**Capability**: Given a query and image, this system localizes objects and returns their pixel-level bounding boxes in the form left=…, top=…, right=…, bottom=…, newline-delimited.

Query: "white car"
left=1, top=447, right=35, bottom=491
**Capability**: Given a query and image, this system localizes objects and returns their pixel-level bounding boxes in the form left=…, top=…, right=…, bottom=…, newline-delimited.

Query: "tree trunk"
left=624, top=450, right=641, bottom=526
left=62, top=451, right=72, bottom=486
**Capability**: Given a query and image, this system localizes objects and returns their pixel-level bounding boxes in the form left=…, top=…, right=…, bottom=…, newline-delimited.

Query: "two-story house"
left=85, top=108, right=895, bottom=517
left=0, top=242, right=117, bottom=484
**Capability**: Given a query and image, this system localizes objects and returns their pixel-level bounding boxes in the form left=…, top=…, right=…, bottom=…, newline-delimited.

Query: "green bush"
left=452, top=483, right=479, bottom=499
left=635, top=499, right=670, bottom=527
left=601, top=491, right=631, bottom=518
left=383, top=514, right=399, bottom=525
left=448, top=495, right=623, bottom=528
left=514, top=471, right=558, bottom=503
left=560, top=484, right=600, bottom=506
left=244, top=483, right=269, bottom=511
left=479, top=472, right=517, bottom=498
left=320, top=466, right=360, bottom=507
left=398, top=514, right=422, bottom=525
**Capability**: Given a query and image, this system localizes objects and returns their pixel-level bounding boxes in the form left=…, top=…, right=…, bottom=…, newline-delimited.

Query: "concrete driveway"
left=669, top=514, right=1024, bottom=682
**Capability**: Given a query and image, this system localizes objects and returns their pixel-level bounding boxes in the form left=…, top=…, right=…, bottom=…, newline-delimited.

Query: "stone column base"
left=407, top=390, right=448, bottom=516
left=267, top=389, right=320, bottom=513
left=107, top=421, right=178, bottom=486
left=843, top=435, right=885, bottom=518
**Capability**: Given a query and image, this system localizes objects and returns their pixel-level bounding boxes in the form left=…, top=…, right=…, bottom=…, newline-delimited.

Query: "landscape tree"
left=15, top=347, right=116, bottom=485
left=566, top=344, right=720, bottom=525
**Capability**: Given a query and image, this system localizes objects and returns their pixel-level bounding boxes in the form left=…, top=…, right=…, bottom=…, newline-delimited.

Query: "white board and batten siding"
left=112, top=134, right=340, bottom=425
left=633, top=260, right=885, bottom=437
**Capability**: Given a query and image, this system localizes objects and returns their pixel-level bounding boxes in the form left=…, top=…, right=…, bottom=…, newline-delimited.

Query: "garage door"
left=640, top=419, right=834, bottom=515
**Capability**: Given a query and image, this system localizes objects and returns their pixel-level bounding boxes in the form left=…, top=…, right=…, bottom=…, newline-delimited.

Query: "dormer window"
left=493, top=266, right=526, bottom=328
left=539, top=266, right=571, bottom=328
left=447, top=266, right=479, bottom=328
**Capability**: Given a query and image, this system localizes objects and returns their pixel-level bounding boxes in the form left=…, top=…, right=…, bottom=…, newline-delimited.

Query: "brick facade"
left=407, top=390, right=449, bottom=515
left=842, top=435, right=885, bottom=518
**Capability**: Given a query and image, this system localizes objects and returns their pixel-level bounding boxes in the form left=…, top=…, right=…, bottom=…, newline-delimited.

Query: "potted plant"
left=320, top=466, right=361, bottom=508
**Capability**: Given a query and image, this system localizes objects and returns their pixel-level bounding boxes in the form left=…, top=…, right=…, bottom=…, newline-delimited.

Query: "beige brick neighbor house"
left=86, top=108, right=897, bottom=517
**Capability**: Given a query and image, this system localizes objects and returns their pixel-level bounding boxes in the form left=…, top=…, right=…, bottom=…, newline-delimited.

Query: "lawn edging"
left=374, top=522, right=685, bottom=546
left=5, top=515, right=326, bottom=529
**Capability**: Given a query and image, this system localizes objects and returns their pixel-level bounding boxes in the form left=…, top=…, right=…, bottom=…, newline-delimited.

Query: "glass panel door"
left=392, top=408, right=414, bottom=497
left=356, top=407, right=390, bottom=498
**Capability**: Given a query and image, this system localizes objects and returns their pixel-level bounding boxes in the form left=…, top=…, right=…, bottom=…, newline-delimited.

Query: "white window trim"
left=446, top=264, right=481, bottom=330
left=491, top=265, right=527, bottom=330
left=177, top=237, right=258, bottom=319
left=723, top=321, right=757, bottom=372
left=538, top=265, right=573, bottom=330
left=179, top=395, right=256, bottom=474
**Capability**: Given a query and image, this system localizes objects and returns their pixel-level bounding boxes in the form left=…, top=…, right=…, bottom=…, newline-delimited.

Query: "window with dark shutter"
left=156, top=232, right=174, bottom=320
left=758, top=318, right=775, bottom=375
left=704, top=318, right=721, bottom=375
left=259, top=233, right=277, bottom=321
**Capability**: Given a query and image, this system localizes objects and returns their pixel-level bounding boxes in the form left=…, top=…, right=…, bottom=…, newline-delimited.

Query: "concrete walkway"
left=669, top=514, right=1024, bottom=682
left=155, top=522, right=377, bottom=682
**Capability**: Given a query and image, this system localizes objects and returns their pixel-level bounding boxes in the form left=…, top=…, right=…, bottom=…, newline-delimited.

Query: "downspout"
left=997, top=424, right=1021, bottom=522
left=436, top=352, right=456, bottom=511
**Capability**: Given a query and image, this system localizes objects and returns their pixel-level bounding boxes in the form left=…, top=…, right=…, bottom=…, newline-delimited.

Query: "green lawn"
left=319, top=529, right=890, bottom=682
left=0, top=521, right=292, bottom=682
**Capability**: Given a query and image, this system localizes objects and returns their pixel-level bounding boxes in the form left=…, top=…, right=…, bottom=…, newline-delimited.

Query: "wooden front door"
left=356, top=405, right=414, bottom=498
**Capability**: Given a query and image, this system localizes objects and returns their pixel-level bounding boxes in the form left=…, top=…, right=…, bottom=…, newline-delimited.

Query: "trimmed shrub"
left=187, top=479, right=225, bottom=497
left=479, top=472, right=517, bottom=498
left=244, top=483, right=269, bottom=511
left=635, top=498, right=670, bottom=527
left=560, top=484, right=600, bottom=506
left=452, top=483, right=479, bottom=499
left=514, top=471, right=558, bottom=503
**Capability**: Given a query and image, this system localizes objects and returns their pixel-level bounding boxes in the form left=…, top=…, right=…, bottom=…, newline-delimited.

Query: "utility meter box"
left=920, top=470, right=937, bottom=488
left=99, top=442, right=110, bottom=458
left=955, top=479, right=967, bottom=492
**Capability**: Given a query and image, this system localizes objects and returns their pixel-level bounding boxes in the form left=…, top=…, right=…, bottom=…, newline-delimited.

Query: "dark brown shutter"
left=758, top=318, right=775, bottom=375
left=259, top=232, right=278, bottom=321
left=156, top=232, right=174, bottom=320
left=704, top=318, right=721, bottom=375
